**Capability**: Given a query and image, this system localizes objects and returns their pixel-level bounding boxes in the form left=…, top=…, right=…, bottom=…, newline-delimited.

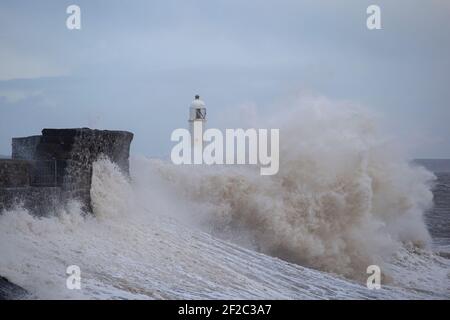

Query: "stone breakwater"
left=0, top=276, right=28, bottom=300
left=0, top=128, right=133, bottom=215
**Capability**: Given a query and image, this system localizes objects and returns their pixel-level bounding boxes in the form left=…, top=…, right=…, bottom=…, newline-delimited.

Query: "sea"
left=0, top=101, right=449, bottom=299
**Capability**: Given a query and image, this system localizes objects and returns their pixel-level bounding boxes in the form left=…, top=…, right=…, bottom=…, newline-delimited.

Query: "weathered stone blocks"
left=1, top=128, right=133, bottom=215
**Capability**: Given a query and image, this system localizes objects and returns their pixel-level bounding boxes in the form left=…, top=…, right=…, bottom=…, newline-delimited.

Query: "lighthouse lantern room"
left=189, top=95, right=206, bottom=162
left=189, top=95, right=206, bottom=122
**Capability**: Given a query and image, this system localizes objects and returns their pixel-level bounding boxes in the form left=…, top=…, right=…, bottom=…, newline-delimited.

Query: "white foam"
left=0, top=95, right=448, bottom=299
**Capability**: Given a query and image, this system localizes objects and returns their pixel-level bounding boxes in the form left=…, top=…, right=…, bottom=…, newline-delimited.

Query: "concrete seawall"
left=0, top=277, right=28, bottom=300
left=0, top=128, right=133, bottom=215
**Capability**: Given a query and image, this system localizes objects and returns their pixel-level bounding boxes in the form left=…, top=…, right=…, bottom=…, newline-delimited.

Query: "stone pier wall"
left=0, top=160, right=30, bottom=188
left=1, top=128, right=133, bottom=215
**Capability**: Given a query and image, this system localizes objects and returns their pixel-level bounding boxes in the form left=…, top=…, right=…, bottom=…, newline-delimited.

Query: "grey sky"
left=0, top=0, right=449, bottom=158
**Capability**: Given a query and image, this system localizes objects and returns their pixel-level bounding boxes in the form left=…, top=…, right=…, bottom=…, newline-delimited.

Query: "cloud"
left=0, top=48, right=69, bottom=81
left=0, top=0, right=449, bottom=158
left=0, top=89, right=44, bottom=104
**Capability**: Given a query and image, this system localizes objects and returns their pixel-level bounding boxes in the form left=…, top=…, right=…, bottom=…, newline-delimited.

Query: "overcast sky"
left=0, top=0, right=449, bottom=158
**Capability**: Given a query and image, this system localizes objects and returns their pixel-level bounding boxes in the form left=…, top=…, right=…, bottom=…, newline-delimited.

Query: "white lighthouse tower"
left=189, top=95, right=206, bottom=163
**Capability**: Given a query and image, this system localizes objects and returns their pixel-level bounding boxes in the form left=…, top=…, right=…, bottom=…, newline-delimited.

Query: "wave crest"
left=133, top=96, right=435, bottom=279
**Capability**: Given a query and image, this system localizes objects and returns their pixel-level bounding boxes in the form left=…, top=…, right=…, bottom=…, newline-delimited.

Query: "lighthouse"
left=189, top=95, right=206, bottom=163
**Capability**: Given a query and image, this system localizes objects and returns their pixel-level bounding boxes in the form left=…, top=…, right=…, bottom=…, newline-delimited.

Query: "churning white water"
left=0, top=95, right=449, bottom=299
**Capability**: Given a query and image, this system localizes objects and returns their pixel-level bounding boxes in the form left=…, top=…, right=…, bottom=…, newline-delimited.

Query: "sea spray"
left=0, top=156, right=446, bottom=298
left=131, top=95, right=435, bottom=279
left=0, top=95, right=444, bottom=298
